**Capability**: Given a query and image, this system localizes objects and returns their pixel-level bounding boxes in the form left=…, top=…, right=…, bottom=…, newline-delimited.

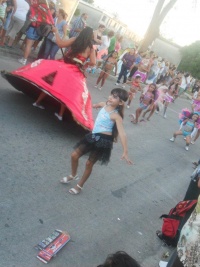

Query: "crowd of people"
left=1, top=2, right=200, bottom=266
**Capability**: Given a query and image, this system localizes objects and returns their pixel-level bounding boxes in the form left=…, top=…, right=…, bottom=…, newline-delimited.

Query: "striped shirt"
left=0, top=3, right=7, bottom=20
left=69, top=16, right=86, bottom=38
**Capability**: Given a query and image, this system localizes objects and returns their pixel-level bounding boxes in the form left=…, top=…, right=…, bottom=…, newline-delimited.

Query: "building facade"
left=71, top=1, right=136, bottom=42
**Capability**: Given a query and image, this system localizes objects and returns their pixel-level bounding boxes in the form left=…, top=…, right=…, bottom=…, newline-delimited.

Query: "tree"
left=178, top=41, right=200, bottom=79
left=74, top=8, right=81, bottom=17
left=82, top=0, right=94, bottom=3
left=139, top=0, right=178, bottom=52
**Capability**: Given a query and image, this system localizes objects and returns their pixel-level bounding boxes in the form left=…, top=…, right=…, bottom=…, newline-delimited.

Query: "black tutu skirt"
left=74, top=133, right=114, bottom=165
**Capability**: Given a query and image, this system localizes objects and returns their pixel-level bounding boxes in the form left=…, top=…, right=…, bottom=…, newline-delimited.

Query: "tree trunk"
left=139, top=0, right=178, bottom=52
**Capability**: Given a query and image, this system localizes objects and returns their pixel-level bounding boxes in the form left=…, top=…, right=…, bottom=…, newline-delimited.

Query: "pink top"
left=115, top=41, right=121, bottom=52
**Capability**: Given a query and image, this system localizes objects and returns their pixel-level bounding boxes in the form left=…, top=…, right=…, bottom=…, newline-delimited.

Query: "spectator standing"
left=0, top=0, right=17, bottom=46
left=114, top=35, right=123, bottom=53
left=42, top=9, right=67, bottom=60
left=178, top=72, right=189, bottom=96
left=156, top=58, right=166, bottom=84
left=132, top=51, right=154, bottom=83
left=146, top=55, right=160, bottom=84
left=4, top=0, right=29, bottom=48
left=128, top=51, right=142, bottom=80
left=18, top=0, right=54, bottom=65
left=0, top=0, right=7, bottom=33
left=68, top=13, right=88, bottom=38
left=96, top=30, right=114, bottom=61
left=107, top=32, right=117, bottom=54
left=92, top=23, right=105, bottom=56
left=192, top=80, right=200, bottom=94
left=115, top=48, right=136, bottom=87
left=93, top=24, right=105, bottom=46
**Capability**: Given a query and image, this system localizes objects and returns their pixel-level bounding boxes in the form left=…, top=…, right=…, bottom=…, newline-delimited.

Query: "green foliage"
left=178, top=41, right=200, bottom=79
left=74, top=8, right=81, bottom=17
left=82, top=0, right=94, bottom=3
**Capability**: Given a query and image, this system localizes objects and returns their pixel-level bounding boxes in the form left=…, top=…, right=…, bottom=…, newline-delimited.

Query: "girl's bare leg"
left=74, top=159, right=96, bottom=191
left=163, top=103, right=168, bottom=117
left=127, top=93, right=133, bottom=107
left=96, top=71, right=104, bottom=85
left=193, top=130, right=200, bottom=142
left=0, top=29, right=6, bottom=45
left=35, top=92, right=46, bottom=104
left=101, top=73, right=109, bottom=87
left=146, top=105, right=156, bottom=120
left=174, top=131, right=183, bottom=137
left=69, top=149, right=82, bottom=178
left=58, top=103, right=65, bottom=117
left=186, top=135, right=191, bottom=146
left=24, top=38, right=34, bottom=59
left=134, top=108, right=142, bottom=123
left=142, top=108, right=150, bottom=118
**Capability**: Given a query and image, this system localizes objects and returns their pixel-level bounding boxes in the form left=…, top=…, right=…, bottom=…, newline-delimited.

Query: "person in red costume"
left=2, top=26, right=96, bottom=130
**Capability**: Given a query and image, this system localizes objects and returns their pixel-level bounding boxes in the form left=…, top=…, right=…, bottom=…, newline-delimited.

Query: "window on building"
left=102, top=15, right=107, bottom=22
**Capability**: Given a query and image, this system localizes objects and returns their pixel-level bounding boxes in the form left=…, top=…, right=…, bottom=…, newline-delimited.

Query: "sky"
left=94, top=0, right=200, bottom=47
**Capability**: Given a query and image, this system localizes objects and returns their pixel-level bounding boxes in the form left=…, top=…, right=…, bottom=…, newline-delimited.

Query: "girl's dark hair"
left=58, top=8, right=67, bottom=19
left=99, top=24, right=106, bottom=29
left=107, top=30, right=115, bottom=37
left=149, top=83, right=157, bottom=101
left=105, top=51, right=118, bottom=61
left=97, top=251, right=141, bottom=267
left=190, top=112, right=199, bottom=120
left=110, top=88, right=128, bottom=142
left=67, top=27, right=93, bottom=58
left=170, top=80, right=179, bottom=91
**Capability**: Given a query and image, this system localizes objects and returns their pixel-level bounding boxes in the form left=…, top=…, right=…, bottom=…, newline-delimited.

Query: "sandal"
left=60, top=174, right=79, bottom=184
left=129, top=114, right=135, bottom=122
left=131, top=120, right=138, bottom=124
left=69, top=184, right=82, bottom=195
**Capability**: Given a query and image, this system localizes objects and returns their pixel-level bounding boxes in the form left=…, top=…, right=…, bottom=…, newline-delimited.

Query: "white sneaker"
left=155, top=110, right=159, bottom=114
left=170, top=137, right=175, bottom=142
left=32, top=102, right=45, bottom=109
left=18, top=57, right=27, bottom=65
left=127, top=105, right=130, bottom=109
left=163, top=114, right=167, bottom=118
left=191, top=141, right=195, bottom=145
left=115, top=82, right=119, bottom=86
left=54, top=112, right=63, bottom=121
left=185, top=146, right=189, bottom=151
left=184, top=137, right=186, bottom=140
left=98, top=87, right=102, bottom=91
left=94, top=85, right=98, bottom=88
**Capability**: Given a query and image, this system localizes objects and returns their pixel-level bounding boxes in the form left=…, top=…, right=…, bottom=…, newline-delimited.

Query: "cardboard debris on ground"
left=34, top=229, right=70, bottom=263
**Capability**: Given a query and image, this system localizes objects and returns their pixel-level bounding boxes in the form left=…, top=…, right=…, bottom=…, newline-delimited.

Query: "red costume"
left=2, top=56, right=94, bottom=130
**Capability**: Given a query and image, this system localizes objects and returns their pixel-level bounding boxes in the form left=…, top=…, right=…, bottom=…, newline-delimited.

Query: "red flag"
left=29, top=0, right=54, bottom=26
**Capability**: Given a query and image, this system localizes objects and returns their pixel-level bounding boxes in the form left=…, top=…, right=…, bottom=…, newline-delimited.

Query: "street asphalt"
left=0, top=45, right=199, bottom=267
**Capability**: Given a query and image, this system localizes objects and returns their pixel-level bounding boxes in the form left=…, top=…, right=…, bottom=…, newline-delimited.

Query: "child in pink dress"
left=126, top=74, right=142, bottom=109
left=130, top=83, right=157, bottom=124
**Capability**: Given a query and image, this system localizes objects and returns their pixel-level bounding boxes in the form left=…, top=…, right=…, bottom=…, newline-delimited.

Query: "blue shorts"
left=3, top=12, right=12, bottom=31
left=139, top=102, right=148, bottom=110
left=182, top=130, right=191, bottom=137
left=26, top=26, right=40, bottom=40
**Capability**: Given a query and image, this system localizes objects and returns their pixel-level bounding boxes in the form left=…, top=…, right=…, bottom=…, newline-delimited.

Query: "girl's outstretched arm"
left=113, top=114, right=133, bottom=165
left=92, top=102, right=105, bottom=109
left=52, top=26, right=76, bottom=48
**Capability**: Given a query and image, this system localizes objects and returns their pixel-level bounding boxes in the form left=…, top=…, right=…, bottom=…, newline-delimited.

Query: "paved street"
left=0, top=48, right=199, bottom=267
